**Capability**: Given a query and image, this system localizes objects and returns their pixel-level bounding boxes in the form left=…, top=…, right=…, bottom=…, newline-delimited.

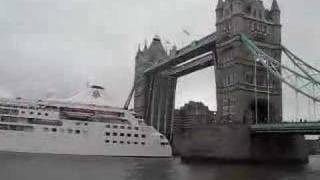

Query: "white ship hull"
left=0, top=122, right=172, bottom=157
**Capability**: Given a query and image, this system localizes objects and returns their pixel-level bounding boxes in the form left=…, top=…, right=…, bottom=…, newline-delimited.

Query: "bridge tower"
left=215, top=0, right=282, bottom=124
left=134, top=36, right=177, bottom=137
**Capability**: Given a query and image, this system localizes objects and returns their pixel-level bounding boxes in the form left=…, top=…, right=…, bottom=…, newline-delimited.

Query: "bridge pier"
left=174, top=125, right=308, bottom=163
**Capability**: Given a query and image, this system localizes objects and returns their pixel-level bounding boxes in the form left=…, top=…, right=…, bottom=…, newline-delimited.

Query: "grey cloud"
left=0, top=0, right=319, bottom=118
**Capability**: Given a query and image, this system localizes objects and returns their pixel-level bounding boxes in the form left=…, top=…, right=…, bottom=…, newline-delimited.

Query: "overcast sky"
left=0, top=0, right=319, bottom=120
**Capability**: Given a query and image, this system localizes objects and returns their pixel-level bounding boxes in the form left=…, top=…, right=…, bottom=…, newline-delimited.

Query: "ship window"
left=52, top=128, right=57, bottom=132
left=120, top=133, right=124, bottom=137
left=0, top=124, right=33, bottom=132
left=120, top=141, right=124, bottom=144
left=141, top=142, right=145, bottom=145
left=113, top=132, right=117, bottom=136
left=0, top=124, right=8, bottom=130
left=75, top=130, right=80, bottom=134
left=105, top=140, right=110, bottom=143
left=120, top=126, right=125, bottom=129
left=84, top=123, right=88, bottom=126
left=105, top=132, right=110, bottom=136
left=113, top=141, right=117, bottom=144
left=45, top=113, right=49, bottom=116
left=44, top=127, right=49, bottom=132
left=21, top=111, right=25, bottom=114
left=113, top=125, right=118, bottom=129
left=105, top=124, right=110, bottom=128
left=127, top=141, right=131, bottom=144
left=76, top=122, right=81, bottom=126
left=134, top=134, right=139, bottom=138
left=127, top=134, right=132, bottom=137
left=37, top=112, right=41, bottom=115
left=127, top=126, right=132, bottom=130
left=134, top=142, right=138, bottom=145
left=141, top=134, right=146, bottom=138
left=30, top=112, right=34, bottom=115
left=134, top=127, right=139, bottom=130
left=68, top=129, right=73, bottom=133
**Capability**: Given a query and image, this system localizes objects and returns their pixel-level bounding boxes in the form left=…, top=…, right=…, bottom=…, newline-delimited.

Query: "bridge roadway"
left=250, top=122, right=320, bottom=135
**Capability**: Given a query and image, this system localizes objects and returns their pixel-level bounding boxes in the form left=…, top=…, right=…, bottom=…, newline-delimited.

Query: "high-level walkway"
left=250, top=122, right=320, bottom=135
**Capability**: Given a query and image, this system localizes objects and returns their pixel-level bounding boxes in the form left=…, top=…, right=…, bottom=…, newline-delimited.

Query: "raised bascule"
left=133, top=0, right=320, bottom=163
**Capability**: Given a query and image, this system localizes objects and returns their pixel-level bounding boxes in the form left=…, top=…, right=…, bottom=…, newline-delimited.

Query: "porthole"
left=113, top=132, right=117, bottom=136
left=52, top=128, right=57, bottom=132
left=45, top=113, right=49, bottom=116
left=120, top=141, right=124, bottom=144
left=127, top=126, right=132, bottom=130
left=37, top=112, right=41, bottom=115
left=134, top=127, right=139, bottom=130
left=105, top=124, right=110, bottom=128
left=120, top=126, right=125, bottom=129
left=141, top=142, right=145, bottom=145
left=134, top=142, right=138, bottom=145
left=134, top=134, right=139, bottom=138
left=113, top=125, right=118, bottom=129
left=105, top=132, right=110, bottom=136
left=75, top=130, right=80, bottom=134
left=113, top=141, right=117, bottom=144
left=127, top=141, right=131, bottom=144
left=105, top=140, right=110, bottom=143
left=127, top=134, right=132, bottom=137
left=141, top=134, right=146, bottom=138
left=68, top=129, right=73, bottom=133
left=120, top=133, right=124, bottom=137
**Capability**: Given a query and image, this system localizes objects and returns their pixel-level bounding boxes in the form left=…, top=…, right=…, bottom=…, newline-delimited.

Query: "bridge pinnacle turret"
left=216, top=0, right=224, bottom=20
left=216, top=0, right=223, bottom=9
left=271, top=0, right=280, bottom=12
left=143, top=40, right=148, bottom=52
left=270, top=0, right=280, bottom=24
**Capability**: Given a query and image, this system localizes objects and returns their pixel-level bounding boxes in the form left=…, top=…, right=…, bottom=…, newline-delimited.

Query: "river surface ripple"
left=1, top=153, right=320, bottom=180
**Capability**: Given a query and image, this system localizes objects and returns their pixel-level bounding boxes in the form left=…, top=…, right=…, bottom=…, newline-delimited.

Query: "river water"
left=1, top=153, right=320, bottom=180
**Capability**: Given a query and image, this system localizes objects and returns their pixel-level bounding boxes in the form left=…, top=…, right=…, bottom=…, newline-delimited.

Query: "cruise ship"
left=0, top=85, right=172, bottom=157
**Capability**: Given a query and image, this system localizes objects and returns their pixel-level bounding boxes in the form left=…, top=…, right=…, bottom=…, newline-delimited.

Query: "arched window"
left=253, top=10, right=257, bottom=18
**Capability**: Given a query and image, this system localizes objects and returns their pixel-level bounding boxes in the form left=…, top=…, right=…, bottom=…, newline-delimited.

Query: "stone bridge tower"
left=215, top=0, right=282, bottom=124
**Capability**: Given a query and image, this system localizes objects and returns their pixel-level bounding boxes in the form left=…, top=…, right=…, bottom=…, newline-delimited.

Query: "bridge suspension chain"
left=240, top=34, right=320, bottom=104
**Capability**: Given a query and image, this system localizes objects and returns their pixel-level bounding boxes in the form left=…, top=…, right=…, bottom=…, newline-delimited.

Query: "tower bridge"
left=133, top=0, right=320, bottom=163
